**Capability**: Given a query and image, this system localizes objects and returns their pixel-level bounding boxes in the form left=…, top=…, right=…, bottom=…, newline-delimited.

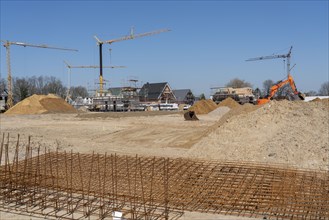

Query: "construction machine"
left=246, top=46, right=305, bottom=105
left=212, top=87, right=256, bottom=104
left=257, top=73, right=305, bottom=105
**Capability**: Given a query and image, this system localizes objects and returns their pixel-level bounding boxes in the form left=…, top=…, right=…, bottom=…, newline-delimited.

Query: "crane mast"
left=94, top=28, right=170, bottom=96
left=1, top=40, right=77, bottom=109
left=4, top=42, right=13, bottom=108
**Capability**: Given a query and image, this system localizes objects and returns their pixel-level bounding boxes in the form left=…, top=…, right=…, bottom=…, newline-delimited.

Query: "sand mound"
left=207, top=106, right=230, bottom=117
left=217, top=97, right=240, bottom=108
left=5, top=94, right=77, bottom=115
left=187, top=100, right=329, bottom=170
left=311, top=98, right=321, bottom=102
left=188, top=99, right=218, bottom=114
left=308, top=98, right=328, bottom=110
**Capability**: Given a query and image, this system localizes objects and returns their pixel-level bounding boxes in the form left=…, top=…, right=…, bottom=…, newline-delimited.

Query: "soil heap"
left=217, top=97, right=241, bottom=108
left=188, top=99, right=218, bottom=114
left=187, top=100, right=329, bottom=170
left=5, top=94, right=77, bottom=115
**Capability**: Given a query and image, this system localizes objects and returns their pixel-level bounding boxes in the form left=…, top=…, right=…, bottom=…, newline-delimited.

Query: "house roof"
left=140, top=82, right=168, bottom=100
left=173, top=89, right=192, bottom=102
left=108, top=87, right=122, bottom=96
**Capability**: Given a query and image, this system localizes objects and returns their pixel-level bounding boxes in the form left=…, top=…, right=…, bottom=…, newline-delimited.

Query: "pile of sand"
left=5, top=94, right=77, bottom=115
left=311, top=98, right=329, bottom=109
left=217, top=97, right=241, bottom=108
left=187, top=100, right=329, bottom=170
left=188, top=99, right=218, bottom=114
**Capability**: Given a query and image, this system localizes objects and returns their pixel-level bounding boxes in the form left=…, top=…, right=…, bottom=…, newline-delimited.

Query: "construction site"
left=0, top=91, right=328, bottom=219
left=1, top=41, right=329, bottom=219
left=1, top=2, right=329, bottom=219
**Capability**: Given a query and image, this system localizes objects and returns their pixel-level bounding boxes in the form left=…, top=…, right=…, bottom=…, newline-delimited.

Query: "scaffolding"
left=1, top=134, right=328, bottom=219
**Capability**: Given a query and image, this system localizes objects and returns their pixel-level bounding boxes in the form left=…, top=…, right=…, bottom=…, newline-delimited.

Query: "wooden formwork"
left=0, top=134, right=328, bottom=219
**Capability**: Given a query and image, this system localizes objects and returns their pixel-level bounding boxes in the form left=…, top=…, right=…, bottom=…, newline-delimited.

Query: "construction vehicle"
left=184, top=111, right=199, bottom=121
left=257, top=73, right=305, bottom=104
left=246, top=46, right=305, bottom=105
left=211, top=87, right=256, bottom=104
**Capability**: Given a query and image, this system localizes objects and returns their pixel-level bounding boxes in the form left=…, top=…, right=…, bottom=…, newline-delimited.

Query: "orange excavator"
left=257, top=73, right=305, bottom=105
left=246, top=46, right=305, bottom=105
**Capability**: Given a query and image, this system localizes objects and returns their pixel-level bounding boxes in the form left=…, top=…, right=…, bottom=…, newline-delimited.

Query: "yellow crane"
left=93, top=28, right=171, bottom=95
left=1, top=40, right=78, bottom=109
left=63, top=61, right=125, bottom=101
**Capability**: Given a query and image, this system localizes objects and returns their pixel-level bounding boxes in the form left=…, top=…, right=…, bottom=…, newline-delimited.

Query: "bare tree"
left=318, top=82, right=329, bottom=96
left=253, top=88, right=261, bottom=99
left=38, top=76, right=47, bottom=94
left=13, top=77, right=30, bottom=102
left=0, top=78, right=6, bottom=93
left=226, top=78, right=252, bottom=88
left=199, top=93, right=206, bottom=100
left=262, top=79, right=274, bottom=97
left=71, top=86, right=89, bottom=100
left=304, top=90, right=317, bottom=96
left=27, top=76, right=39, bottom=95
left=43, top=76, right=66, bottom=98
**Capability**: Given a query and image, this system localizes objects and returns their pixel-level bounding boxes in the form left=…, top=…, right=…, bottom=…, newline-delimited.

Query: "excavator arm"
left=258, top=74, right=305, bottom=105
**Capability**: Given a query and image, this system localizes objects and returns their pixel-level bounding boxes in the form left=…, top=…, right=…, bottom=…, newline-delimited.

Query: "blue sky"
left=1, top=0, right=328, bottom=97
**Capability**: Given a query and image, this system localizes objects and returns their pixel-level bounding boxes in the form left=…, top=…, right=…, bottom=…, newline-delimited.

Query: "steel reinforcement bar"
left=0, top=134, right=328, bottom=220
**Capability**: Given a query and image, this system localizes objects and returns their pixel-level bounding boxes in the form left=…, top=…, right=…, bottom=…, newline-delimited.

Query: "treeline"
left=0, top=76, right=88, bottom=103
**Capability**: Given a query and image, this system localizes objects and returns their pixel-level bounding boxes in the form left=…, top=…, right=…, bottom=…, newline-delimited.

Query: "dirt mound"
left=188, top=99, right=217, bottom=114
left=5, top=94, right=77, bottom=115
left=187, top=100, right=329, bottom=170
left=311, top=97, right=321, bottom=102
left=217, top=97, right=240, bottom=108
left=317, top=98, right=329, bottom=110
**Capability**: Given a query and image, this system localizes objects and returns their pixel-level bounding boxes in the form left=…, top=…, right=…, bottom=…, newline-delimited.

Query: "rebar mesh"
left=1, top=134, right=328, bottom=219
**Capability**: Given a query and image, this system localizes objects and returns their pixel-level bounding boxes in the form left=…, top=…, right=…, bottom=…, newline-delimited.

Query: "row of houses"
left=107, top=82, right=196, bottom=105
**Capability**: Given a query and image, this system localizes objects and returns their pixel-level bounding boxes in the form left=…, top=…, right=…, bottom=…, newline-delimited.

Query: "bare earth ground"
left=0, top=111, right=220, bottom=158
left=0, top=99, right=328, bottom=219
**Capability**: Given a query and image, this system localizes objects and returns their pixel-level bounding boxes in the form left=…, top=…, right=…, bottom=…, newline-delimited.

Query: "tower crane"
left=63, top=61, right=125, bottom=101
left=246, top=46, right=293, bottom=77
left=1, top=40, right=78, bottom=109
left=93, top=28, right=171, bottom=95
left=246, top=46, right=305, bottom=104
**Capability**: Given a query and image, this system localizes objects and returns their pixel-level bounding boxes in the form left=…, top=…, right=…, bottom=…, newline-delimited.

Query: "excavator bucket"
left=184, top=111, right=199, bottom=121
left=298, top=92, right=305, bottom=100
left=288, top=92, right=306, bottom=101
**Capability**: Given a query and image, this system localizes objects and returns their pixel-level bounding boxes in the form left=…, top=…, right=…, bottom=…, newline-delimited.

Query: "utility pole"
left=94, top=28, right=170, bottom=96
left=1, top=40, right=78, bottom=109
